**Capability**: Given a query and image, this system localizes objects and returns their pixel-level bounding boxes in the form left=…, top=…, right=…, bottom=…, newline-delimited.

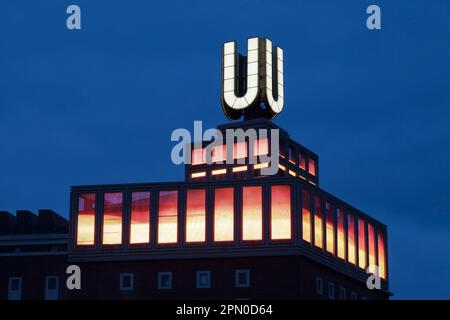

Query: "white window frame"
left=8, top=277, right=22, bottom=300
left=120, top=273, right=134, bottom=291
left=196, top=271, right=211, bottom=289
left=315, top=276, right=323, bottom=295
left=45, top=276, right=59, bottom=300
left=328, top=282, right=335, bottom=300
left=158, top=272, right=172, bottom=289
left=235, top=269, right=250, bottom=288
left=339, top=287, right=346, bottom=300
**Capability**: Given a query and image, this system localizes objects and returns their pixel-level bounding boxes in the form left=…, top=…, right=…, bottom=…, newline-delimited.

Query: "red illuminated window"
left=212, top=144, right=226, bottom=163
left=299, top=153, right=306, bottom=170
left=271, top=185, right=291, bottom=240
left=233, top=141, right=247, bottom=159
left=158, top=190, right=178, bottom=244
left=347, top=214, right=356, bottom=264
left=368, top=223, right=376, bottom=267
left=186, top=189, right=206, bottom=243
left=253, top=137, right=268, bottom=156
left=102, top=193, right=123, bottom=245
left=377, top=232, right=387, bottom=279
left=308, top=158, right=316, bottom=176
left=76, top=193, right=96, bottom=246
left=242, top=186, right=262, bottom=241
left=358, top=218, right=366, bottom=269
left=302, top=189, right=311, bottom=243
left=337, top=208, right=346, bottom=260
left=314, top=195, right=323, bottom=248
left=192, top=147, right=204, bottom=165
left=214, top=188, right=234, bottom=242
left=130, top=192, right=150, bottom=245
left=325, top=201, right=334, bottom=254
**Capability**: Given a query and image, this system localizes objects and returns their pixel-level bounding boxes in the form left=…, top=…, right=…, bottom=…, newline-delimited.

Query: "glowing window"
left=242, top=186, right=262, bottom=241
left=289, top=170, right=296, bottom=177
left=191, top=171, right=206, bottom=178
left=308, top=158, right=316, bottom=176
left=368, top=223, right=376, bottom=267
left=289, top=147, right=296, bottom=164
left=158, top=190, right=178, bottom=244
left=233, top=141, right=247, bottom=159
left=214, top=188, right=234, bottom=242
left=278, top=164, right=286, bottom=171
left=254, top=163, right=269, bottom=170
left=130, top=192, right=150, bottom=245
left=253, top=137, right=268, bottom=156
left=358, top=218, right=366, bottom=269
left=347, top=214, right=356, bottom=264
left=299, top=153, right=306, bottom=170
left=212, top=168, right=227, bottom=175
left=325, top=201, right=334, bottom=254
left=76, top=193, right=96, bottom=246
left=314, top=195, right=323, bottom=248
left=192, top=147, right=204, bottom=165
left=233, top=165, right=247, bottom=172
left=102, top=193, right=123, bottom=245
left=302, top=189, right=311, bottom=243
left=212, top=144, right=226, bottom=163
left=271, top=185, right=291, bottom=240
left=186, top=189, right=206, bottom=243
left=337, top=207, right=346, bottom=260
left=377, top=232, right=387, bottom=279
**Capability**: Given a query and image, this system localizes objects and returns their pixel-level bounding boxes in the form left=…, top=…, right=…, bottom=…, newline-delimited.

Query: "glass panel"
left=337, top=208, right=346, bottom=260
left=271, top=185, right=291, bottom=240
left=158, top=190, right=178, bottom=244
left=212, top=144, right=226, bottom=163
left=214, top=188, right=234, bottom=242
left=314, top=195, right=323, bottom=248
left=103, top=193, right=123, bottom=245
left=242, top=186, right=262, bottom=241
left=299, top=153, right=306, bottom=170
left=186, top=189, right=206, bottom=243
left=192, top=147, right=204, bottom=165
left=377, top=232, right=386, bottom=279
left=368, top=223, right=376, bottom=267
left=233, top=141, right=247, bottom=159
left=302, top=189, right=311, bottom=242
left=325, top=201, right=334, bottom=254
left=289, top=147, right=296, bottom=164
left=77, top=193, right=96, bottom=246
left=309, top=158, right=316, bottom=176
left=347, top=214, right=356, bottom=264
left=358, top=218, right=366, bottom=269
left=130, top=192, right=150, bottom=244
left=253, top=137, right=268, bottom=156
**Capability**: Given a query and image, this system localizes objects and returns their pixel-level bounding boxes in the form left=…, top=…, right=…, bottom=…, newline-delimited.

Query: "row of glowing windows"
left=76, top=186, right=385, bottom=279
left=191, top=138, right=317, bottom=176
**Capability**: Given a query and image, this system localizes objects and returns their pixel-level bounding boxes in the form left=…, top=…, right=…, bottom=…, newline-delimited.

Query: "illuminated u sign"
left=221, top=37, right=284, bottom=120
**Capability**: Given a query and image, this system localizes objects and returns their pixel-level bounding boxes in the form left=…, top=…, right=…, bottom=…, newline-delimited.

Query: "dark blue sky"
left=1, top=0, right=449, bottom=299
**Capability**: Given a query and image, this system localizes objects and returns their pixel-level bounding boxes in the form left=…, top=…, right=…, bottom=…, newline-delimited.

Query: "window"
left=270, top=185, right=291, bottom=240
left=196, top=271, right=211, bottom=289
left=337, top=208, right=346, bottom=260
left=76, top=193, right=96, bottom=246
left=358, top=218, right=366, bottom=269
left=347, top=214, right=356, bottom=264
left=214, top=188, right=234, bottom=242
left=158, top=190, right=178, bottom=244
left=8, top=277, right=22, bottom=300
left=130, top=192, right=150, bottom=245
left=368, top=223, right=376, bottom=267
left=235, top=269, right=250, bottom=288
left=158, top=272, right=172, bottom=289
left=102, top=192, right=123, bottom=245
left=308, top=158, right=316, bottom=176
left=233, top=141, right=247, bottom=160
left=328, top=282, right=335, bottom=300
left=314, top=196, right=323, bottom=248
left=186, top=189, right=206, bottom=243
left=242, top=186, right=263, bottom=241
left=253, top=137, right=268, bottom=156
left=325, top=201, right=334, bottom=254
left=120, top=273, right=134, bottom=291
left=378, top=231, right=387, bottom=279
left=289, top=147, right=296, bottom=164
left=45, top=276, right=59, bottom=300
left=302, top=189, right=311, bottom=242
left=192, top=147, right=205, bottom=165
left=212, top=144, right=226, bottom=163
left=316, top=277, right=323, bottom=295
left=299, top=153, right=306, bottom=170
left=339, top=287, right=347, bottom=300
left=351, top=292, right=358, bottom=300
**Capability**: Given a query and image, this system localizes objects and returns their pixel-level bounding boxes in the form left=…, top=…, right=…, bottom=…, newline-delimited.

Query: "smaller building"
left=0, top=210, right=68, bottom=300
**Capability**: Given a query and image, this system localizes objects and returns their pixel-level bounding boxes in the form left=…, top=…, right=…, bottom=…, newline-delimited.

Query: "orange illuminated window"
left=325, top=201, right=334, bottom=254
left=299, top=153, right=306, bottom=170
left=242, top=186, right=263, bottom=241
left=314, top=195, right=323, bottom=248
left=358, top=218, right=366, bottom=269
left=158, top=190, right=178, bottom=244
left=377, top=232, right=387, bottom=279
left=347, top=214, right=356, bottom=264
left=102, top=193, right=123, bottom=245
left=337, top=208, right=346, bottom=260
left=191, top=171, right=206, bottom=178
left=253, top=137, right=268, bottom=156
left=214, top=188, right=234, bottom=242
left=271, top=185, right=291, bottom=240
left=76, top=193, right=96, bottom=246
left=233, top=141, right=247, bottom=159
left=192, top=147, right=204, bottom=165
left=308, top=158, right=316, bottom=176
left=368, top=223, right=376, bottom=267
left=186, top=189, right=206, bottom=243
left=212, top=144, right=226, bottom=163
left=130, top=192, right=150, bottom=245
left=302, top=189, right=311, bottom=243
